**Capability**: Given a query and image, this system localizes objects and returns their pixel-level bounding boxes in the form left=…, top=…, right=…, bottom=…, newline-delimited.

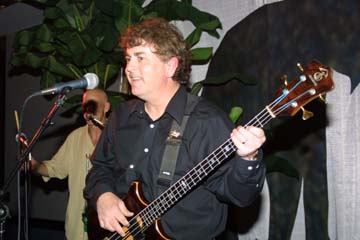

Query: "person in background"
left=30, top=89, right=110, bottom=240
left=84, top=18, right=266, bottom=239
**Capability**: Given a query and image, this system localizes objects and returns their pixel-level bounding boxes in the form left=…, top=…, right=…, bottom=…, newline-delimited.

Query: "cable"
left=16, top=93, right=35, bottom=240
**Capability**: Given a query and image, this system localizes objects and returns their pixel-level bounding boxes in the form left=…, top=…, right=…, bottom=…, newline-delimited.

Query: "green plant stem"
left=89, top=0, right=95, bottom=19
left=73, top=4, right=84, bottom=31
left=103, top=65, right=110, bottom=89
left=67, top=64, right=82, bottom=79
left=128, top=0, right=133, bottom=27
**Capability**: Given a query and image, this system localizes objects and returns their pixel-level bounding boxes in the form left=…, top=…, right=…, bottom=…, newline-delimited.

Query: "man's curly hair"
left=120, top=17, right=192, bottom=84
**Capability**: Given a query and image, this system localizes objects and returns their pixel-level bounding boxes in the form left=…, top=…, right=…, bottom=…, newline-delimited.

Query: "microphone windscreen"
left=84, top=73, right=99, bottom=89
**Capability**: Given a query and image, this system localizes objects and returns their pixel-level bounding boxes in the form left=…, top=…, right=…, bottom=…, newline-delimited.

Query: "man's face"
left=125, top=43, right=169, bottom=101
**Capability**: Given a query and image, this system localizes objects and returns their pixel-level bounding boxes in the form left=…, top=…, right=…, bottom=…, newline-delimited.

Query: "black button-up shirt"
left=84, top=86, right=266, bottom=239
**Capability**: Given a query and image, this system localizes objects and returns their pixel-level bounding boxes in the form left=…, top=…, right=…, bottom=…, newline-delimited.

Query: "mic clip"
left=15, top=133, right=29, bottom=147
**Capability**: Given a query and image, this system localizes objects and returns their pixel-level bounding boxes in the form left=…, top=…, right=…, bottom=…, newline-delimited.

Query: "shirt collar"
left=166, top=86, right=187, bottom=124
left=129, top=86, right=187, bottom=124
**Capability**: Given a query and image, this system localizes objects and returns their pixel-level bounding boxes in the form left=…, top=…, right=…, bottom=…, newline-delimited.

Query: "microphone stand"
left=0, top=202, right=9, bottom=240
left=0, top=89, right=69, bottom=240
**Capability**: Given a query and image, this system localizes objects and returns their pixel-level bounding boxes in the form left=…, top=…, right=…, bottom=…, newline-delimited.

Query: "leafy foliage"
left=10, top=0, right=222, bottom=106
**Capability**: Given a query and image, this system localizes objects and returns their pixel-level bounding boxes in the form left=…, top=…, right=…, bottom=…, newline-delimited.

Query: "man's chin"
left=130, top=89, right=143, bottom=98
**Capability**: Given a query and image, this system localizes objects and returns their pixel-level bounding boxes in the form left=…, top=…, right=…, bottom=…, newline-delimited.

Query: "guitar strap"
left=157, top=93, right=199, bottom=191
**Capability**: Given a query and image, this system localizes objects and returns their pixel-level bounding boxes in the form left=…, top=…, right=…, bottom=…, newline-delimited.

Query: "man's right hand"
left=20, top=158, right=38, bottom=172
left=21, top=158, right=49, bottom=177
left=96, top=192, right=134, bottom=237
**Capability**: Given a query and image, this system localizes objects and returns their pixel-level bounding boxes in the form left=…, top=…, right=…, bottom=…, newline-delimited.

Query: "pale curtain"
left=326, top=70, right=360, bottom=240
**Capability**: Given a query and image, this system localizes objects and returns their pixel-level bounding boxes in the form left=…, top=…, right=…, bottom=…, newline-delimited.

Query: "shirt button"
left=150, top=123, right=155, bottom=128
left=129, top=164, right=134, bottom=169
left=248, top=166, right=253, bottom=171
left=256, top=184, right=259, bottom=188
left=144, top=148, right=149, bottom=153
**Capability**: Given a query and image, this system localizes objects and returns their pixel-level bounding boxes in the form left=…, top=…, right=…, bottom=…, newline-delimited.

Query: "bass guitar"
left=87, top=60, right=335, bottom=240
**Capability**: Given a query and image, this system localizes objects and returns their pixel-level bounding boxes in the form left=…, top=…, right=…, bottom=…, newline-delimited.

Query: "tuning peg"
left=300, top=107, right=314, bottom=120
left=280, top=74, right=288, bottom=86
left=318, top=94, right=327, bottom=104
left=297, top=63, right=304, bottom=72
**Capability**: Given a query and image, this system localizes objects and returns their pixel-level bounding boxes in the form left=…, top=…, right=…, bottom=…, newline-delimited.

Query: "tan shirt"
left=42, top=125, right=93, bottom=240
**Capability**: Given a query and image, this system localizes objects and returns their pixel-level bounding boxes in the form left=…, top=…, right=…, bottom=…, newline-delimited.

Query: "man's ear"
left=104, top=102, right=111, bottom=113
left=166, top=57, right=179, bottom=78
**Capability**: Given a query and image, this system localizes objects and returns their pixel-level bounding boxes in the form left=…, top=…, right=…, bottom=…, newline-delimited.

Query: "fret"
left=195, top=164, right=207, bottom=179
left=166, top=190, right=176, bottom=204
left=254, top=115, right=264, bottom=128
left=184, top=172, right=196, bottom=187
left=214, top=147, right=223, bottom=158
left=187, top=168, right=200, bottom=183
left=159, top=196, right=170, bottom=210
left=160, top=203, right=167, bottom=215
left=140, top=211, right=151, bottom=227
left=207, top=152, right=216, bottom=163
left=223, top=144, right=232, bottom=156
left=202, top=160, right=212, bottom=172
left=151, top=205, right=160, bottom=219
left=170, top=183, right=182, bottom=201
left=208, top=158, right=216, bottom=169
left=180, top=179, right=191, bottom=191
left=174, top=181, right=187, bottom=196
left=219, top=148, right=228, bottom=160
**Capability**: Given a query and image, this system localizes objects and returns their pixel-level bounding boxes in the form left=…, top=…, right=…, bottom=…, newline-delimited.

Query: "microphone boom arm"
left=1, top=93, right=67, bottom=196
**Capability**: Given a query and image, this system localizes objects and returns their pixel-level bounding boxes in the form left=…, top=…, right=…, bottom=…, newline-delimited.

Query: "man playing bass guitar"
left=84, top=17, right=266, bottom=240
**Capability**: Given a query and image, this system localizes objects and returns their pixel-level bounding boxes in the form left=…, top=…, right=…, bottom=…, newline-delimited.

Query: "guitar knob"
left=301, top=107, right=314, bottom=120
left=318, top=94, right=327, bottom=104
left=297, top=63, right=304, bottom=72
left=280, top=74, right=288, bottom=86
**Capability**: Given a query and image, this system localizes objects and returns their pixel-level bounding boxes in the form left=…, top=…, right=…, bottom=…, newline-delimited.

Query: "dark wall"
left=1, top=3, right=82, bottom=222
left=1, top=36, right=5, bottom=188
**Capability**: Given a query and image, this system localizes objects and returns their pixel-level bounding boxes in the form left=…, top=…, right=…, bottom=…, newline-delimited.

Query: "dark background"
left=0, top=3, right=73, bottom=239
left=1, top=0, right=360, bottom=239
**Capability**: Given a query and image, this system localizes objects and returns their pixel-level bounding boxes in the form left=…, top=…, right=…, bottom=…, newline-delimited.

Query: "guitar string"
left=107, top=81, right=307, bottom=240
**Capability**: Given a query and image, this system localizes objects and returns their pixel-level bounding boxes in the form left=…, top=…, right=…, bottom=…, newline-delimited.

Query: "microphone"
left=83, top=113, right=105, bottom=129
left=33, top=73, right=99, bottom=96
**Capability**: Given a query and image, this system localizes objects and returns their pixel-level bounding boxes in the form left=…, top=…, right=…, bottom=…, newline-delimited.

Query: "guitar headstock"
left=271, top=60, right=335, bottom=118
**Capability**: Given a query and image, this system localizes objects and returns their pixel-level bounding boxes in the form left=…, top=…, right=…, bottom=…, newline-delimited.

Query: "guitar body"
left=87, top=181, right=171, bottom=240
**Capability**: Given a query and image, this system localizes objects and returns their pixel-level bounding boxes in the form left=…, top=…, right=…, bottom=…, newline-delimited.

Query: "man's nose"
left=125, top=59, right=137, bottom=73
